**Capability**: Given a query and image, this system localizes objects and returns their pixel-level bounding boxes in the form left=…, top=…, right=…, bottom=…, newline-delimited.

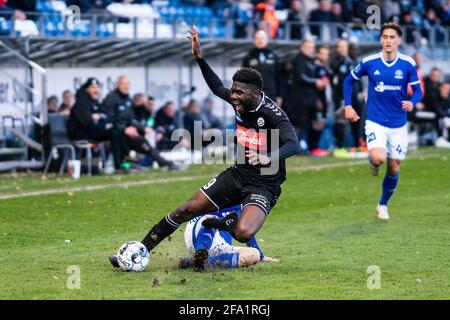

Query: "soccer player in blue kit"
left=343, top=23, right=423, bottom=220
left=180, top=205, right=278, bottom=271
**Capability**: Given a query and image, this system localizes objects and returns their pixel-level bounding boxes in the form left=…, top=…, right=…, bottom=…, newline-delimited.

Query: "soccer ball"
left=117, top=241, right=150, bottom=272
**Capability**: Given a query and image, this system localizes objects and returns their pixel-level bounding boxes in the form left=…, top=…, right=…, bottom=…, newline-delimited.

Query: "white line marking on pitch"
left=0, top=175, right=210, bottom=200
left=0, top=152, right=443, bottom=200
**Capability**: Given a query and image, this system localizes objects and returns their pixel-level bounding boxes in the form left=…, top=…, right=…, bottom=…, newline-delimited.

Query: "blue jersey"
left=345, top=52, right=421, bottom=128
left=186, top=205, right=264, bottom=260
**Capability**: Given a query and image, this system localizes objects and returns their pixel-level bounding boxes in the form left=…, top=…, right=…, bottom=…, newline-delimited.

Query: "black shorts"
left=200, top=166, right=281, bottom=215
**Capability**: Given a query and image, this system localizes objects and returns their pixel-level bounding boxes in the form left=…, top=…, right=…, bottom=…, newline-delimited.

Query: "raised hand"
left=186, top=26, right=203, bottom=60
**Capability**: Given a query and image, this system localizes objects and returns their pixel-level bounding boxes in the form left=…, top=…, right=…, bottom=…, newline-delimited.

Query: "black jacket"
left=103, top=89, right=145, bottom=134
left=286, top=52, right=318, bottom=126
left=66, top=87, right=107, bottom=140
left=242, top=48, right=281, bottom=100
left=330, top=53, right=362, bottom=108
left=154, top=107, right=178, bottom=150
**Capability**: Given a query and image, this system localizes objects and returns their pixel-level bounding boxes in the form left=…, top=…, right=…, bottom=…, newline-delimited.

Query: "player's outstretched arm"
left=186, top=26, right=231, bottom=103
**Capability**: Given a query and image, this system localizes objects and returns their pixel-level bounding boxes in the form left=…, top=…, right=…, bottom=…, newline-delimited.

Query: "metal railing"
left=1, top=11, right=449, bottom=47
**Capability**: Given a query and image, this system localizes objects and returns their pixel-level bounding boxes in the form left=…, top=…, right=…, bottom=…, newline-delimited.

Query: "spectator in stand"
left=59, top=90, right=74, bottom=116
left=201, top=97, right=224, bottom=130
left=155, top=101, right=180, bottom=151
left=441, top=0, right=450, bottom=26
left=422, top=8, right=445, bottom=43
left=410, top=67, right=450, bottom=147
left=434, top=82, right=450, bottom=147
left=286, top=0, right=303, bottom=40
left=286, top=38, right=327, bottom=154
left=254, top=0, right=279, bottom=38
left=312, top=44, right=330, bottom=157
left=103, top=75, right=180, bottom=170
left=131, top=93, right=148, bottom=125
left=400, top=10, right=417, bottom=43
left=383, top=0, right=401, bottom=22
left=218, top=0, right=253, bottom=38
left=66, top=77, right=125, bottom=172
left=47, top=95, right=59, bottom=114
left=423, top=67, right=442, bottom=112
left=133, top=94, right=157, bottom=130
left=330, top=1, right=343, bottom=23
left=330, top=39, right=365, bottom=154
left=308, top=0, right=333, bottom=39
left=183, top=99, right=204, bottom=150
left=332, top=0, right=352, bottom=22
left=242, top=30, right=282, bottom=105
left=132, top=94, right=164, bottom=166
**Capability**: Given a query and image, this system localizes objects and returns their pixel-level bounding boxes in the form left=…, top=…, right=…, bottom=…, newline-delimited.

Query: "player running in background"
left=180, top=205, right=278, bottom=271
left=109, top=26, right=299, bottom=269
left=343, top=23, right=423, bottom=220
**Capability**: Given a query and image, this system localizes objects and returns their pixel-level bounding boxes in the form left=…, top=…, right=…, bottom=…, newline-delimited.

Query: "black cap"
left=83, top=77, right=100, bottom=89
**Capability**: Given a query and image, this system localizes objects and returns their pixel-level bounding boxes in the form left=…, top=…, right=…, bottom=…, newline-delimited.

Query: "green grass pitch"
left=0, top=148, right=449, bottom=299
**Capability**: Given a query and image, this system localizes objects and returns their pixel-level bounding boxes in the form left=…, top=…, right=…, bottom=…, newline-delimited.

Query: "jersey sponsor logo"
left=374, top=70, right=380, bottom=75
left=257, top=117, right=265, bottom=127
left=374, top=82, right=402, bottom=92
left=236, top=125, right=267, bottom=151
left=395, top=70, right=403, bottom=79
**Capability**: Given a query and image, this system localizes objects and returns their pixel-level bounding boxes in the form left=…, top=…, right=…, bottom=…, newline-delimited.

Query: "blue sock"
left=379, top=173, right=399, bottom=205
left=207, top=253, right=240, bottom=269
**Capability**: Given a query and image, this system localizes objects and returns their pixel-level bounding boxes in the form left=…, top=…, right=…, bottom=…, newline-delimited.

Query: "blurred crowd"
left=46, top=74, right=225, bottom=173
left=46, top=28, right=450, bottom=173
left=2, top=0, right=450, bottom=42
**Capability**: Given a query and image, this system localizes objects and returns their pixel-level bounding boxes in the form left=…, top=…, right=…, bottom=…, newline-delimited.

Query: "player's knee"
left=172, top=200, right=199, bottom=222
left=235, top=227, right=254, bottom=243
left=371, top=154, right=386, bottom=166
left=387, top=165, right=400, bottom=176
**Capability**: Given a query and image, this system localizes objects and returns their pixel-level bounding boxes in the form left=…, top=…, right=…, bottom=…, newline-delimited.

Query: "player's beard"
left=237, top=98, right=256, bottom=114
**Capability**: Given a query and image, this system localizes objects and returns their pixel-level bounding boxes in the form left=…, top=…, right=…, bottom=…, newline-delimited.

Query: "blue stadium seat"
left=36, top=0, right=56, bottom=13
left=0, top=18, right=12, bottom=35
left=96, top=23, right=113, bottom=38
